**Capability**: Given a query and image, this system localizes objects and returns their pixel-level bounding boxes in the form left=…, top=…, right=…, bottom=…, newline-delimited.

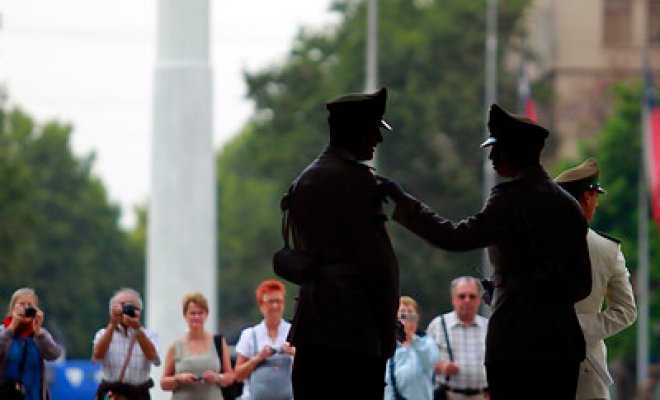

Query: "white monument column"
left=146, top=1, right=215, bottom=398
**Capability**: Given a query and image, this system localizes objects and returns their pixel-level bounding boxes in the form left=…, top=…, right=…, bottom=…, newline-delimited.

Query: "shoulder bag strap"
left=280, top=185, right=294, bottom=249
left=16, top=338, right=29, bottom=381
left=213, top=334, right=224, bottom=370
left=118, top=334, right=139, bottom=383
left=440, top=315, right=453, bottom=361
left=388, top=355, right=407, bottom=400
left=248, top=327, right=259, bottom=389
left=440, top=315, right=454, bottom=383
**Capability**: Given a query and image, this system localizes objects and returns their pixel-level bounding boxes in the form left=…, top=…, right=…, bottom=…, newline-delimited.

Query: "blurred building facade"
left=522, top=0, right=660, bottom=158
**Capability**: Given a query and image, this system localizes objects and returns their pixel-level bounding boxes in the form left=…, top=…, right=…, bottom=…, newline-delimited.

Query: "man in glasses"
left=427, top=277, right=488, bottom=400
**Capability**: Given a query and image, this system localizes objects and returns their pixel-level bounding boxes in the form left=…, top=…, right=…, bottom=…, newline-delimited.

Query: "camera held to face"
left=122, top=303, right=138, bottom=318
left=24, top=306, right=37, bottom=318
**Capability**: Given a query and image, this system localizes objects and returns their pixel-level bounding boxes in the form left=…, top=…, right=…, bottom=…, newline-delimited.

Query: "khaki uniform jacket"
left=287, top=145, right=399, bottom=359
left=575, top=229, right=636, bottom=399
left=393, top=165, right=592, bottom=363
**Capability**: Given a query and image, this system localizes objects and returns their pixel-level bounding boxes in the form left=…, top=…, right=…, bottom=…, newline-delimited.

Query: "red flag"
left=644, top=66, right=660, bottom=224
left=518, top=57, right=538, bottom=122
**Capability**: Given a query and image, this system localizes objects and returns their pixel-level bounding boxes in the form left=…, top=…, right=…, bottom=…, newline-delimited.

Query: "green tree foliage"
left=218, top=0, right=530, bottom=338
left=551, top=81, right=659, bottom=359
left=0, top=106, right=143, bottom=358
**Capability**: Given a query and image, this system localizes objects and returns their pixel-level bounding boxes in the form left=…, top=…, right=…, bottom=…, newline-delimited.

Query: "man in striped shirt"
left=92, top=288, right=161, bottom=400
left=427, top=277, right=488, bottom=400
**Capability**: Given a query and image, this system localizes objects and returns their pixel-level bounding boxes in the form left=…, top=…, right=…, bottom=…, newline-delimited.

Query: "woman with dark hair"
left=0, top=287, right=62, bottom=400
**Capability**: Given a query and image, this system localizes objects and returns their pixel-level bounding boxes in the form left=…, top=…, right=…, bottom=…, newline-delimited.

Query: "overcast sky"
left=0, top=0, right=338, bottom=227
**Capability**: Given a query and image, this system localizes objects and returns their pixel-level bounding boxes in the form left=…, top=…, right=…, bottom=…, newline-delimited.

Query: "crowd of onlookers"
left=0, top=278, right=492, bottom=400
left=0, top=282, right=297, bottom=400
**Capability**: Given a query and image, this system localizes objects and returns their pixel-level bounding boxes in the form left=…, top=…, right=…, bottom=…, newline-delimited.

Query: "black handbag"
left=0, top=339, right=29, bottom=400
left=213, top=334, right=243, bottom=400
left=273, top=185, right=316, bottom=285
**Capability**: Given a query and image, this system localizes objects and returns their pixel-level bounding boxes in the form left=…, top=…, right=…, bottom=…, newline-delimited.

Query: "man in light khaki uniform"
left=555, top=158, right=637, bottom=400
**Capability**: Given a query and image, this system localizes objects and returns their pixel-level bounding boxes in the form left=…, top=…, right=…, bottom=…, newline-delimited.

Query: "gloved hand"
left=376, top=176, right=407, bottom=204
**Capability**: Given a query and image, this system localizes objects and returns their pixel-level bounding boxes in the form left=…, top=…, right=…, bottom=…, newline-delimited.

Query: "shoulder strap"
left=251, top=327, right=259, bottom=357
left=440, top=315, right=454, bottom=384
left=17, top=338, right=29, bottom=380
left=280, top=185, right=294, bottom=249
left=248, top=327, right=260, bottom=388
left=213, top=334, right=224, bottom=370
left=173, top=340, right=182, bottom=362
left=118, top=334, right=138, bottom=382
left=388, top=355, right=407, bottom=400
left=440, top=315, right=453, bottom=361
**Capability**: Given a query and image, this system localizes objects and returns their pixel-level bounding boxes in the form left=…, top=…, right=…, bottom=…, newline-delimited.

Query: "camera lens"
left=122, top=304, right=138, bottom=318
left=24, top=306, right=36, bottom=318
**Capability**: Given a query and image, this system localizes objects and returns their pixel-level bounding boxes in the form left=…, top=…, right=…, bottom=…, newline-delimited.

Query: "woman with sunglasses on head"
left=0, top=287, right=62, bottom=400
left=385, top=295, right=439, bottom=400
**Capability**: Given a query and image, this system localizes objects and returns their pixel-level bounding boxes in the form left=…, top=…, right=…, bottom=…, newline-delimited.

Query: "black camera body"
left=122, top=303, right=138, bottom=318
left=24, top=306, right=37, bottom=318
left=395, top=320, right=406, bottom=342
left=269, top=346, right=283, bottom=354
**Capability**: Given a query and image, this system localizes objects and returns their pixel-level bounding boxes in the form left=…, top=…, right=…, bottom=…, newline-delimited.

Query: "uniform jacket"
left=286, top=145, right=399, bottom=358
left=393, top=164, right=592, bottom=363
left=575, top=229, right=636, bottom=399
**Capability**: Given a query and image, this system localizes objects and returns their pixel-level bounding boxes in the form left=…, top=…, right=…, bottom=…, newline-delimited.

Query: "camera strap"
left=118, top=334, right=138, bottom=383
left=16, top=338, right=28, bottom=382
left=388, top=355, right=407, bottom=400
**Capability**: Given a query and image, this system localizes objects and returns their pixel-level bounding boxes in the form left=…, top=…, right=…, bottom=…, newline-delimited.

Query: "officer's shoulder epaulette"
left=593, top=229, right=621, bottom=244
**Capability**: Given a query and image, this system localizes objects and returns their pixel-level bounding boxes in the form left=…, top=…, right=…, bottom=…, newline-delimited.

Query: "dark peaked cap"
left=326, top=86, right=392, bottom=131
left=554, top=157, right=607, bottom=194
left=481, top=103, right=549, bottom=148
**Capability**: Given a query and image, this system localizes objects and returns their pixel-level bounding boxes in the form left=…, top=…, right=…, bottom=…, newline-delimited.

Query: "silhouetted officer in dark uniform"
left=286, top=87, right=399, bottom=400
left=379, top=104, right=592, bottom=400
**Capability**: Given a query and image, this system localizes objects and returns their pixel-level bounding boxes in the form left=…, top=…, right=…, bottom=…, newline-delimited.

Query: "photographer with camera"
left=93, top=288, right=160, bottom=400
left=385, top=296, right=439, bottom=400
left=234, top=279, right=294, bottom=400
left=0, top=287, right=62, bottom=400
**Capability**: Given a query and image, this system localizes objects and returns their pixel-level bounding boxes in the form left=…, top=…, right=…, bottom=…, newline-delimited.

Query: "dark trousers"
left=292, top=345, right=386, bottom=400
left=486, top=358, right=580, bottom=400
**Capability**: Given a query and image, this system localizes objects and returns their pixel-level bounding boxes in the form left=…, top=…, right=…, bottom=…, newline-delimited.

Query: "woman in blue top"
left=385, top=296, right=440, bottom=400
left=0, top=288, right=62, bottom=400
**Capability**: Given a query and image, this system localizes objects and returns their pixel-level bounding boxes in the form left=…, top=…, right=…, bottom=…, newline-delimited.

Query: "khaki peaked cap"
left=554, top=157, right=607, bottom=194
